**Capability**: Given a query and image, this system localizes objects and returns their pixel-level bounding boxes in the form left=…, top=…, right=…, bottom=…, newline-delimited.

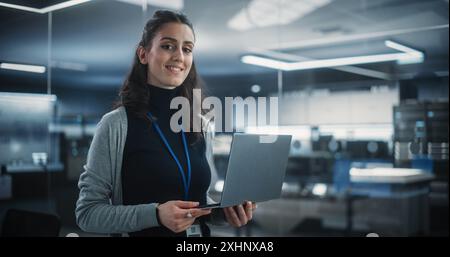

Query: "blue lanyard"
left=147, top=112, right=191, bottom=201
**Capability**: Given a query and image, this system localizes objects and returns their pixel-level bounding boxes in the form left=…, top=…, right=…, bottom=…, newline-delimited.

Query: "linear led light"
left=0, top=63, right=46, bottom=73
left=242, top=40, right=424, bottom=71
left=0, top=92, right=56, bottom=102
left=0, top=0, right=91, bottom=14
left=384, top=40, right=424, bottom=64
left=115, top=0, right=184, bottom=10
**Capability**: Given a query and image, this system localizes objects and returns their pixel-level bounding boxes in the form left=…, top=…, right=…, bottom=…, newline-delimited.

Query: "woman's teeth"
left=166, top=65, right=182, bottom=72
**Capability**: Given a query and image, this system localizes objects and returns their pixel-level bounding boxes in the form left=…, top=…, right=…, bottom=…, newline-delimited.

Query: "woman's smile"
left=165, top=64, right=184, bottom=75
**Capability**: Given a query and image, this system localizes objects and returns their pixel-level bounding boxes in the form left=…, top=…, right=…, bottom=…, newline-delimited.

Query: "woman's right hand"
left=157, top=200, right=211, bottom=233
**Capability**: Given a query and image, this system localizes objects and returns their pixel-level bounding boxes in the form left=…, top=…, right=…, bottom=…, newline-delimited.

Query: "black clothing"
left=121, top=84, right=211, bottom=237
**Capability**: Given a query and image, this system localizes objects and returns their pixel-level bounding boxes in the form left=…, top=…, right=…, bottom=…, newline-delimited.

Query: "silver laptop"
left=198, top=133, right=292, bottom=209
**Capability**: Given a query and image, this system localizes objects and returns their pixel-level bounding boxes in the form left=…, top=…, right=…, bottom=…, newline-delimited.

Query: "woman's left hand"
left=223, top=201, right=257, bottom=227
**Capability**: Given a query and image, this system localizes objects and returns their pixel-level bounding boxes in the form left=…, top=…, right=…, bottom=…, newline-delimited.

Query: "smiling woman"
left=75, top=10, right=256, bottom=237
left=118, top=10, right=202, bottom=133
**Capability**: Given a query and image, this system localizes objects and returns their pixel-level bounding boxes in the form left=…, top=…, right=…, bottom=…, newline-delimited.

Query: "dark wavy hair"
left=116, top=10, right=205, bottom=144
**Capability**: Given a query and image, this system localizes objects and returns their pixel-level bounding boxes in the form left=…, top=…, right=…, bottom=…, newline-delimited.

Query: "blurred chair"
left=1, top=209, right=60, bottom=237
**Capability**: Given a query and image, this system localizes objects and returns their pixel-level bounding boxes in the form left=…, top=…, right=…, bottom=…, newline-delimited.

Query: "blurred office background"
left=0, top=0, right=448, bottom=237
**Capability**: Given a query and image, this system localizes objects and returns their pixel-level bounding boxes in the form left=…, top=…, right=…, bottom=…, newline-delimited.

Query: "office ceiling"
left=0, top=0, right=448, bottom=92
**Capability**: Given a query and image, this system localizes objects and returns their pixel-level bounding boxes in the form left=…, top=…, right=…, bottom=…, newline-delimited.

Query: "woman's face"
left=138, top=22, right=195, bottom=89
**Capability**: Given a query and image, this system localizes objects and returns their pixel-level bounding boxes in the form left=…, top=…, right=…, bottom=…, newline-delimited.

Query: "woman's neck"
left=147, top=78, right=177, bottom=90
left=147, top=83, right=180, bottom=118
left=151, top=83, right=177, bottom=90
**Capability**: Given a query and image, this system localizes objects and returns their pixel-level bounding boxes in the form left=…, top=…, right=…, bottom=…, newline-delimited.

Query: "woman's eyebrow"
left=160, top=36, right=194, bottom=46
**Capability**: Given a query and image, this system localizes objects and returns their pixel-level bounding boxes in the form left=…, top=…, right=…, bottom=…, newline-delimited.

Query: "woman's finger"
left=223, top=207, right=237, bottom=227
left=225, top=207, right=241, bottom=227
left=190, top=208, right=211, bottom=218
left=174, top=206, right=194, bottom=219
left=223, top=207, right=232, bottom=225
left=223, top=207, right=238, bottom=227
left=245, top=201, right=253, bottom=220
left=235, top=205, right=248, bottom=225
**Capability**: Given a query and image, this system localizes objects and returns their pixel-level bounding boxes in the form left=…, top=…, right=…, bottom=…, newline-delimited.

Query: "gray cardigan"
left=75, top=106, right=224, bottom=234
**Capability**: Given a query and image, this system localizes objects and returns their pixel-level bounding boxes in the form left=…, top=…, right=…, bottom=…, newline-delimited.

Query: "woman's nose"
left=172, top=47, right=184, bottom=62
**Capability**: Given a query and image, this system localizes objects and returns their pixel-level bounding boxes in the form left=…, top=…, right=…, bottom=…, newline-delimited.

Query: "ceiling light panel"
left=228, top=0, right=332, bottom=31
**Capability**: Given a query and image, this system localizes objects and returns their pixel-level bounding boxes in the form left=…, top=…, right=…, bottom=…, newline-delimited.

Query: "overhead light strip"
left=115, top=0, right=184, bottom=10
left=0, top=92, right=56, bottom=102
left=0, top=0, right=91, bottom=14
left=241, top=40, right=424, bottom=71
left=0, top=62, right=46, bottom=73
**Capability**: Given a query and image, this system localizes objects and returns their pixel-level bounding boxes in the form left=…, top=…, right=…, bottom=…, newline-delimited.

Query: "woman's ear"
left=137, top=46, right=148, bottom=65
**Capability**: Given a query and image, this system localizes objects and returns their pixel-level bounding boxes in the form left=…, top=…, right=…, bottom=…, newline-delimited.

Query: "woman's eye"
left=183, top=48, right=192, bottom=54
left=161, top=44, right=174, bottom=50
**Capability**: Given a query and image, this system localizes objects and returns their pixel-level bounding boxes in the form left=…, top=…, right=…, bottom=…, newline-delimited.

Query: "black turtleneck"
left=121, top=84, right=211, bottom=237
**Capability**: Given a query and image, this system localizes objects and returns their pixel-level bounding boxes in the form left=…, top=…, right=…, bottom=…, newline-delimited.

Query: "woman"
left=75, top=10, right=256, bottom=237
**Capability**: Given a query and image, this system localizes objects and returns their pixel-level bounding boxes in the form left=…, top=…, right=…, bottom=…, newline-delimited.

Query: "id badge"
left=186, top=224, right=202, bottom=237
